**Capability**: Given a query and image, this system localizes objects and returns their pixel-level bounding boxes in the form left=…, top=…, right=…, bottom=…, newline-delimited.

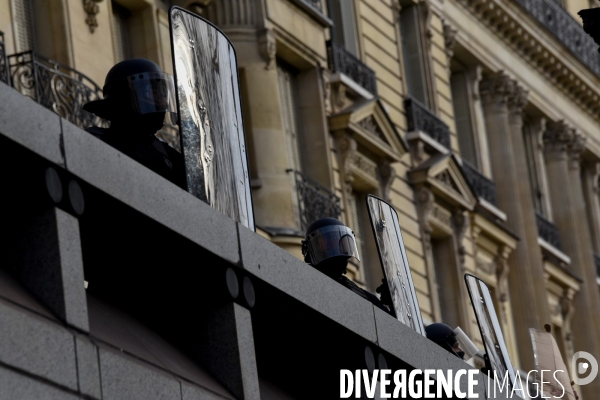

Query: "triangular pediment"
left=328, top=99, right=408, bottom=162
left=408, top=153, right=476, bottom=210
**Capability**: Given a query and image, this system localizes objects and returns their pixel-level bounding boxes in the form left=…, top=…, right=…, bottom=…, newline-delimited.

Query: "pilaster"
left=480, top=71, right=550, bottom=370
left=581, top=162, right=600, bottom=253
left=545, top=123, right=600, bottom=397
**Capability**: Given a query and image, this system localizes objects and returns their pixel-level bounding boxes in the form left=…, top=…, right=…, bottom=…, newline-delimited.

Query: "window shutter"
left=451, top=72, right=478, bottom=167
left=401, top=5, right=428, bottom=105
left=13, top=0, right=34, bottom=52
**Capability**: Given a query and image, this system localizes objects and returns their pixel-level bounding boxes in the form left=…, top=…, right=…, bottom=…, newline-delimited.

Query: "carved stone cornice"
left=456, top=0, right=600, bottom=122
left=543, top=120, right=574, bottom=160
left=479, top=71, right=512, bottom=107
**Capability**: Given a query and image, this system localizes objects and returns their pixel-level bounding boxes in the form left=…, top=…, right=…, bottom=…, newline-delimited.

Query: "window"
left=328, top=0, right=360, bottom=57
left=277, top=62, right=303, bottom=172
left=401, top=4, right=429, bottom=106
left=111, top=1, right=132, bottom=62
left=451, top=72, right=477, bottom=166
left=523, top=117, right=552, bottom=218
left=12, top=0, right=35, bottom=52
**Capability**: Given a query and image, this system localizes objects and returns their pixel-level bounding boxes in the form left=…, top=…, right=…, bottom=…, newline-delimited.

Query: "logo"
left=571, top=351, right=598, bottom=386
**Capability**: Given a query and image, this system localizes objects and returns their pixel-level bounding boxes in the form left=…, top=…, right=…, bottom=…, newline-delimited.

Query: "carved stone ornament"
left=321, top=67, right=332, bottom=114
left=378, top=161, right=396, bottom=203
left=479, top=71, right=512, bottom=106
left=258, top=29, right=276, bottom=70
left=507, top=82, right=529, bottom=116
left=83, top=0, right=104, bottom=33
left=452, top=209, right=469, bottom=268
left=543, top=120, right=575, bottom=160
left=567, top=132, right=587, bottom=170
left=495, top=245, right=511, bottom=303
left=442, top=20, right=458, bottom=59
left=358, top=116, right=383, bottom=138
left=335, top=132, right=357, bottom=190
left=417, top=186, right=435, bottom=235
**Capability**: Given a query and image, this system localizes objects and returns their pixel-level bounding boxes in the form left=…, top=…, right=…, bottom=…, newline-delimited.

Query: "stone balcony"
left=0, top=81, right=502, bottom=398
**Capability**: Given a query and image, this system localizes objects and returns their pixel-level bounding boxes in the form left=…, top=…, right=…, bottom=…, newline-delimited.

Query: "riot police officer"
left=425, top=322, right=465, bottom=359
left=83, top=58, right=185, bottom=187
left=302, top=217, right=390, bottom=312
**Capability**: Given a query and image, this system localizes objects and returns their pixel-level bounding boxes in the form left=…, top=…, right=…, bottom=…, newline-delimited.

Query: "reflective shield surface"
left=465, top=274, right=521, bottom=397
left=530, top=329, right=575, bottom=399
left=170, top=7, right=254, bottom=230
left=366, top=195, right=425, bottom=335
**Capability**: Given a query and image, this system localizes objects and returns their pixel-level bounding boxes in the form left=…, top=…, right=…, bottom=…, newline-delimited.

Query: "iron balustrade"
left=287, top=169, right=342, bottom=232
left=535, top=211, right=563, bottom=250
left=595, top=253, right=600, bottom=278
left=513, top=0, right=600, bottom=77
left=326, top=40, right=378, bottom=95
left=462, top=160, right=498, bottom=206
left=404, top=96, right=451, bottom=148
left=8, top=51, right=107, bottom=129
left=0, top=31, right=9, bottom=85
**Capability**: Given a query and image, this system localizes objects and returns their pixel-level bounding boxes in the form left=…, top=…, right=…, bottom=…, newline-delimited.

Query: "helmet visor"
left=127, top=71, right=177, bottom=115
left=306, top=225, right=360, bottom=265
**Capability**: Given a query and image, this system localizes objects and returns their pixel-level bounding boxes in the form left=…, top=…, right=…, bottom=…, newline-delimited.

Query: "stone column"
left=480, top=72, right=550, bottom=370
left=544, top=122, right=600, bottom=398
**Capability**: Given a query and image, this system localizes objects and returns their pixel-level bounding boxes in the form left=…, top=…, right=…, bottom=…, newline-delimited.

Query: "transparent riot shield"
left=366, top=195, right=425, bottom=335
left=465, top=274, right=522, bottom=397
left=169, top=7, right=255, bottom=231
left=530, top=328, right=575, bottom=399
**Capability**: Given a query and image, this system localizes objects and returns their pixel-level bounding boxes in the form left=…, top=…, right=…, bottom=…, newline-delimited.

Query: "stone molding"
left=455, top=0, right=600, bottom=122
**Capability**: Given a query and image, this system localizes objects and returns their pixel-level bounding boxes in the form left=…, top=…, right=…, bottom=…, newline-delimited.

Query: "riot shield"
left=366, top=195, right=425, bottom=335
left=465, top=274, right=522, bottom=397
left=530, top=328, right=575, bottom=399
left=169, top=7, right=255, bottom=231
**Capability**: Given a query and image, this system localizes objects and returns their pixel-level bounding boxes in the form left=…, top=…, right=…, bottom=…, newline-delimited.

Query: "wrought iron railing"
left=535, top=212, right=562, bottom=250
left=287, top=169, right=342, bottom=232
left=462, top=160, right=498, bottom=206
left=404, top=96, right=451, bottom=148
left=594, top=252, right=600, bottom=278
left=8, top=51, right=107, bottom=129
left=0, top=31, right=9, bottom=85
left=513, top=0, right=600, bottom=78
left=326, top=40, right=378, bottom=95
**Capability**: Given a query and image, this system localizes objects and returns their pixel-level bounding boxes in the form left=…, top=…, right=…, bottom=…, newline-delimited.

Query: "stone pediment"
left=328, top=99, right=408, bottom=162
left=408, top=153, right=476, bottom=211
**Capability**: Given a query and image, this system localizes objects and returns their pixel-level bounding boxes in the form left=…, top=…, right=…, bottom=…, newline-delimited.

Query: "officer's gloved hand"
left=376, top=279, right=393, bottom=307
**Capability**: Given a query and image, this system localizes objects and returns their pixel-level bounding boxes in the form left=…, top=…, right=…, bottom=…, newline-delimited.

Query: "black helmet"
left=302, top=218, right=360, bottom=266
left=84, top=58, right=176, bottom=120
left=425, top=323, right=464, bottom=359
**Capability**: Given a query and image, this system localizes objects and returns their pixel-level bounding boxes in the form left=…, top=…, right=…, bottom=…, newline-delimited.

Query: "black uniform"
left=335, top=274, right=390, bottom=312
left=86, top=126, right=186, bottom=189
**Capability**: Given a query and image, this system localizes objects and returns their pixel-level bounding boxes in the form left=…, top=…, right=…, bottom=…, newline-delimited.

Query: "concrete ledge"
left=0, top=82, right=64, bottom=167
left=0, top=365, right=81, bottom=400
left=61, top=119, right=240, bottom=265
left=98, top=348, right=182, bottom=400
left=0, top=299, right=78, bottom=391
left=238, top=223, right=378, bottom=343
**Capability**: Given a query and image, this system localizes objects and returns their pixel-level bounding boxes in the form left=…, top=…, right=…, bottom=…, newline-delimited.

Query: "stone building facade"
left=1, top=0, right=600, bottom=398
